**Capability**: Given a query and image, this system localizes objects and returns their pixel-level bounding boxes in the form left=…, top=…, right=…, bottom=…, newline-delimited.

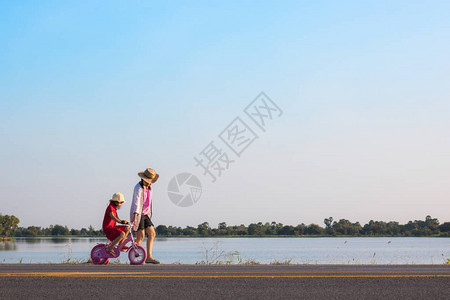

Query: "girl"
left=102, top=192, right=129, bottom=256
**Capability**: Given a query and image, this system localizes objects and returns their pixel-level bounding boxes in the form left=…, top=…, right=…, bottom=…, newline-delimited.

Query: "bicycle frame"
left=106, top=224, right=136, bottom=254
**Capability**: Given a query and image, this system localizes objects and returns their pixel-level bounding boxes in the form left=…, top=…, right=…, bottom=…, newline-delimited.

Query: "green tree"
left=295, top=223, right=307, bottom=235
left=51, top=224, right=70, bottom=236
left=197, top=222, right=211, bottom=236
left=247, top=223, right=258, bottom=235
left=424, top=215, right=440, bottom=233
left=362, top=220, right=387, bottom=236
left=231, top=224, right=247, bottom=235
left=238, top=224, right=248, bottom=235
left=324, top=217, right=334, bottom=235
left=332, top=219, right=361, bottom=235
left=70, top=228, right=81, bottom=236
left=248, top=223, right=265, bottom=236
left=218, top=222, right=227, bottom=230
left=43, top=226, right=53, bottom=236
left=168, top=226, right=183, bottom=236
left=182, top=226, right=197, bottom=236
left=24, top=226, right=43, bottom=237
left=385, top=221, right=401, bottom=236
left=305, top=224, right=323, bottom=235
left=273, top=223, right=284, bottom=235
left=439, top=222, right=450, bottom=233
left=0, top=214, right=20, bottom=237
left=404, top=216, right=440, bottom=236
left=217, top=222, right=228, bottom=235
left=156, top=225, right=169, bottom=236
left=88, top=225, right=95, bottom=236
left=279, top=225, right=295, bottom=235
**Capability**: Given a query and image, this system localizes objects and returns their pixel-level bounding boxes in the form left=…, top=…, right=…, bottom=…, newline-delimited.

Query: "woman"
left=130, top=168, right=160, bottom=264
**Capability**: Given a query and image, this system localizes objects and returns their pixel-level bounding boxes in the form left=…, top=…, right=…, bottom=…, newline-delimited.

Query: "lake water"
left=1, top=237, right=449, bottom=264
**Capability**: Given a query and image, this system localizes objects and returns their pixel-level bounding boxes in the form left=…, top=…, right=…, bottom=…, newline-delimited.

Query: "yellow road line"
left=0, top=272, right=449, bottom=278
left=72, top=270, right=450, bottom=274
left=3, top=270, right=449, bottom=275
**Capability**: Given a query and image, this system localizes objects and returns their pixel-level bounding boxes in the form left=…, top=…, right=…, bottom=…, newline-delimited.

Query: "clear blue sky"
left=1, top=0, right=449, bottom=229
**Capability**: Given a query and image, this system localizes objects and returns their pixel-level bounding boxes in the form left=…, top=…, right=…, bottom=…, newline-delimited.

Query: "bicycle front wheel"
left=128, top=245, right=146, bottom=265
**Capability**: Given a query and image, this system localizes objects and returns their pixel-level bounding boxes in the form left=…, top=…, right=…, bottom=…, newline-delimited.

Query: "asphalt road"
left=0, top=264, right=449, bottom=299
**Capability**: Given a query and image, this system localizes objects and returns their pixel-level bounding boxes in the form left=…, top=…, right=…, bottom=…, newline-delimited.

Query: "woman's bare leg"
left=145, top=226, right=156, bottom=259
left=135, top=229, right=145, bottom=246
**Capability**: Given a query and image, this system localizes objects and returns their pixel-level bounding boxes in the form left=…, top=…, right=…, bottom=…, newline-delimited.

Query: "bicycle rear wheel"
left=91, top=244, right=109, bottom=265
left=128, top=245, right=146, bottom=265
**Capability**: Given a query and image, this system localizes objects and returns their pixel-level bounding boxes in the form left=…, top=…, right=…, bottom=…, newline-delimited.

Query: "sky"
left=1, top=0, right=449, bottom=230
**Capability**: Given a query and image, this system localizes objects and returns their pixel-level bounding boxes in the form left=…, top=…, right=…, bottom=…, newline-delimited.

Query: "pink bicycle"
left=90, top=224, right=147, bottom=265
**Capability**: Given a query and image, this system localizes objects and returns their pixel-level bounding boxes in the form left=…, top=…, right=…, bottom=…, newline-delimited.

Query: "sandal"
left=107, top=248, right=117, bottom=257
left=120, top=246, right=130, bottom=252
left=145, top=258, right=160, bottom=264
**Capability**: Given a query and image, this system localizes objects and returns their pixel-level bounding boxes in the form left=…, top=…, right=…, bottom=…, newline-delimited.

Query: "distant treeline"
left=155, top=216, right=450, bottom=237
left=6, top=215, right=450, bottom=238
left=14, top=225, right=104, bottom=237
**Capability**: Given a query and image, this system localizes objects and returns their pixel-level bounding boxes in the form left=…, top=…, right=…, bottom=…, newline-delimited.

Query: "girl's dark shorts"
left=138, top=215, right=154, bottom=230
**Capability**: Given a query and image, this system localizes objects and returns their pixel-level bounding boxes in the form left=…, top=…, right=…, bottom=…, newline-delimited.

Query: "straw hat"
left=109, top=192, right=126, bottom=203
left=138, top=168, right=159, bottom=184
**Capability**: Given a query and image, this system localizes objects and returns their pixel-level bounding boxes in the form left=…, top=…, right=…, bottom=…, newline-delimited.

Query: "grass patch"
left=270, top=257, right=293, bottom=265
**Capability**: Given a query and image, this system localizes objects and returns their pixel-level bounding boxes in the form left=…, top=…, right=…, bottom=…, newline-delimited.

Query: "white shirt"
left=129, top=182, right=152, bottom=231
